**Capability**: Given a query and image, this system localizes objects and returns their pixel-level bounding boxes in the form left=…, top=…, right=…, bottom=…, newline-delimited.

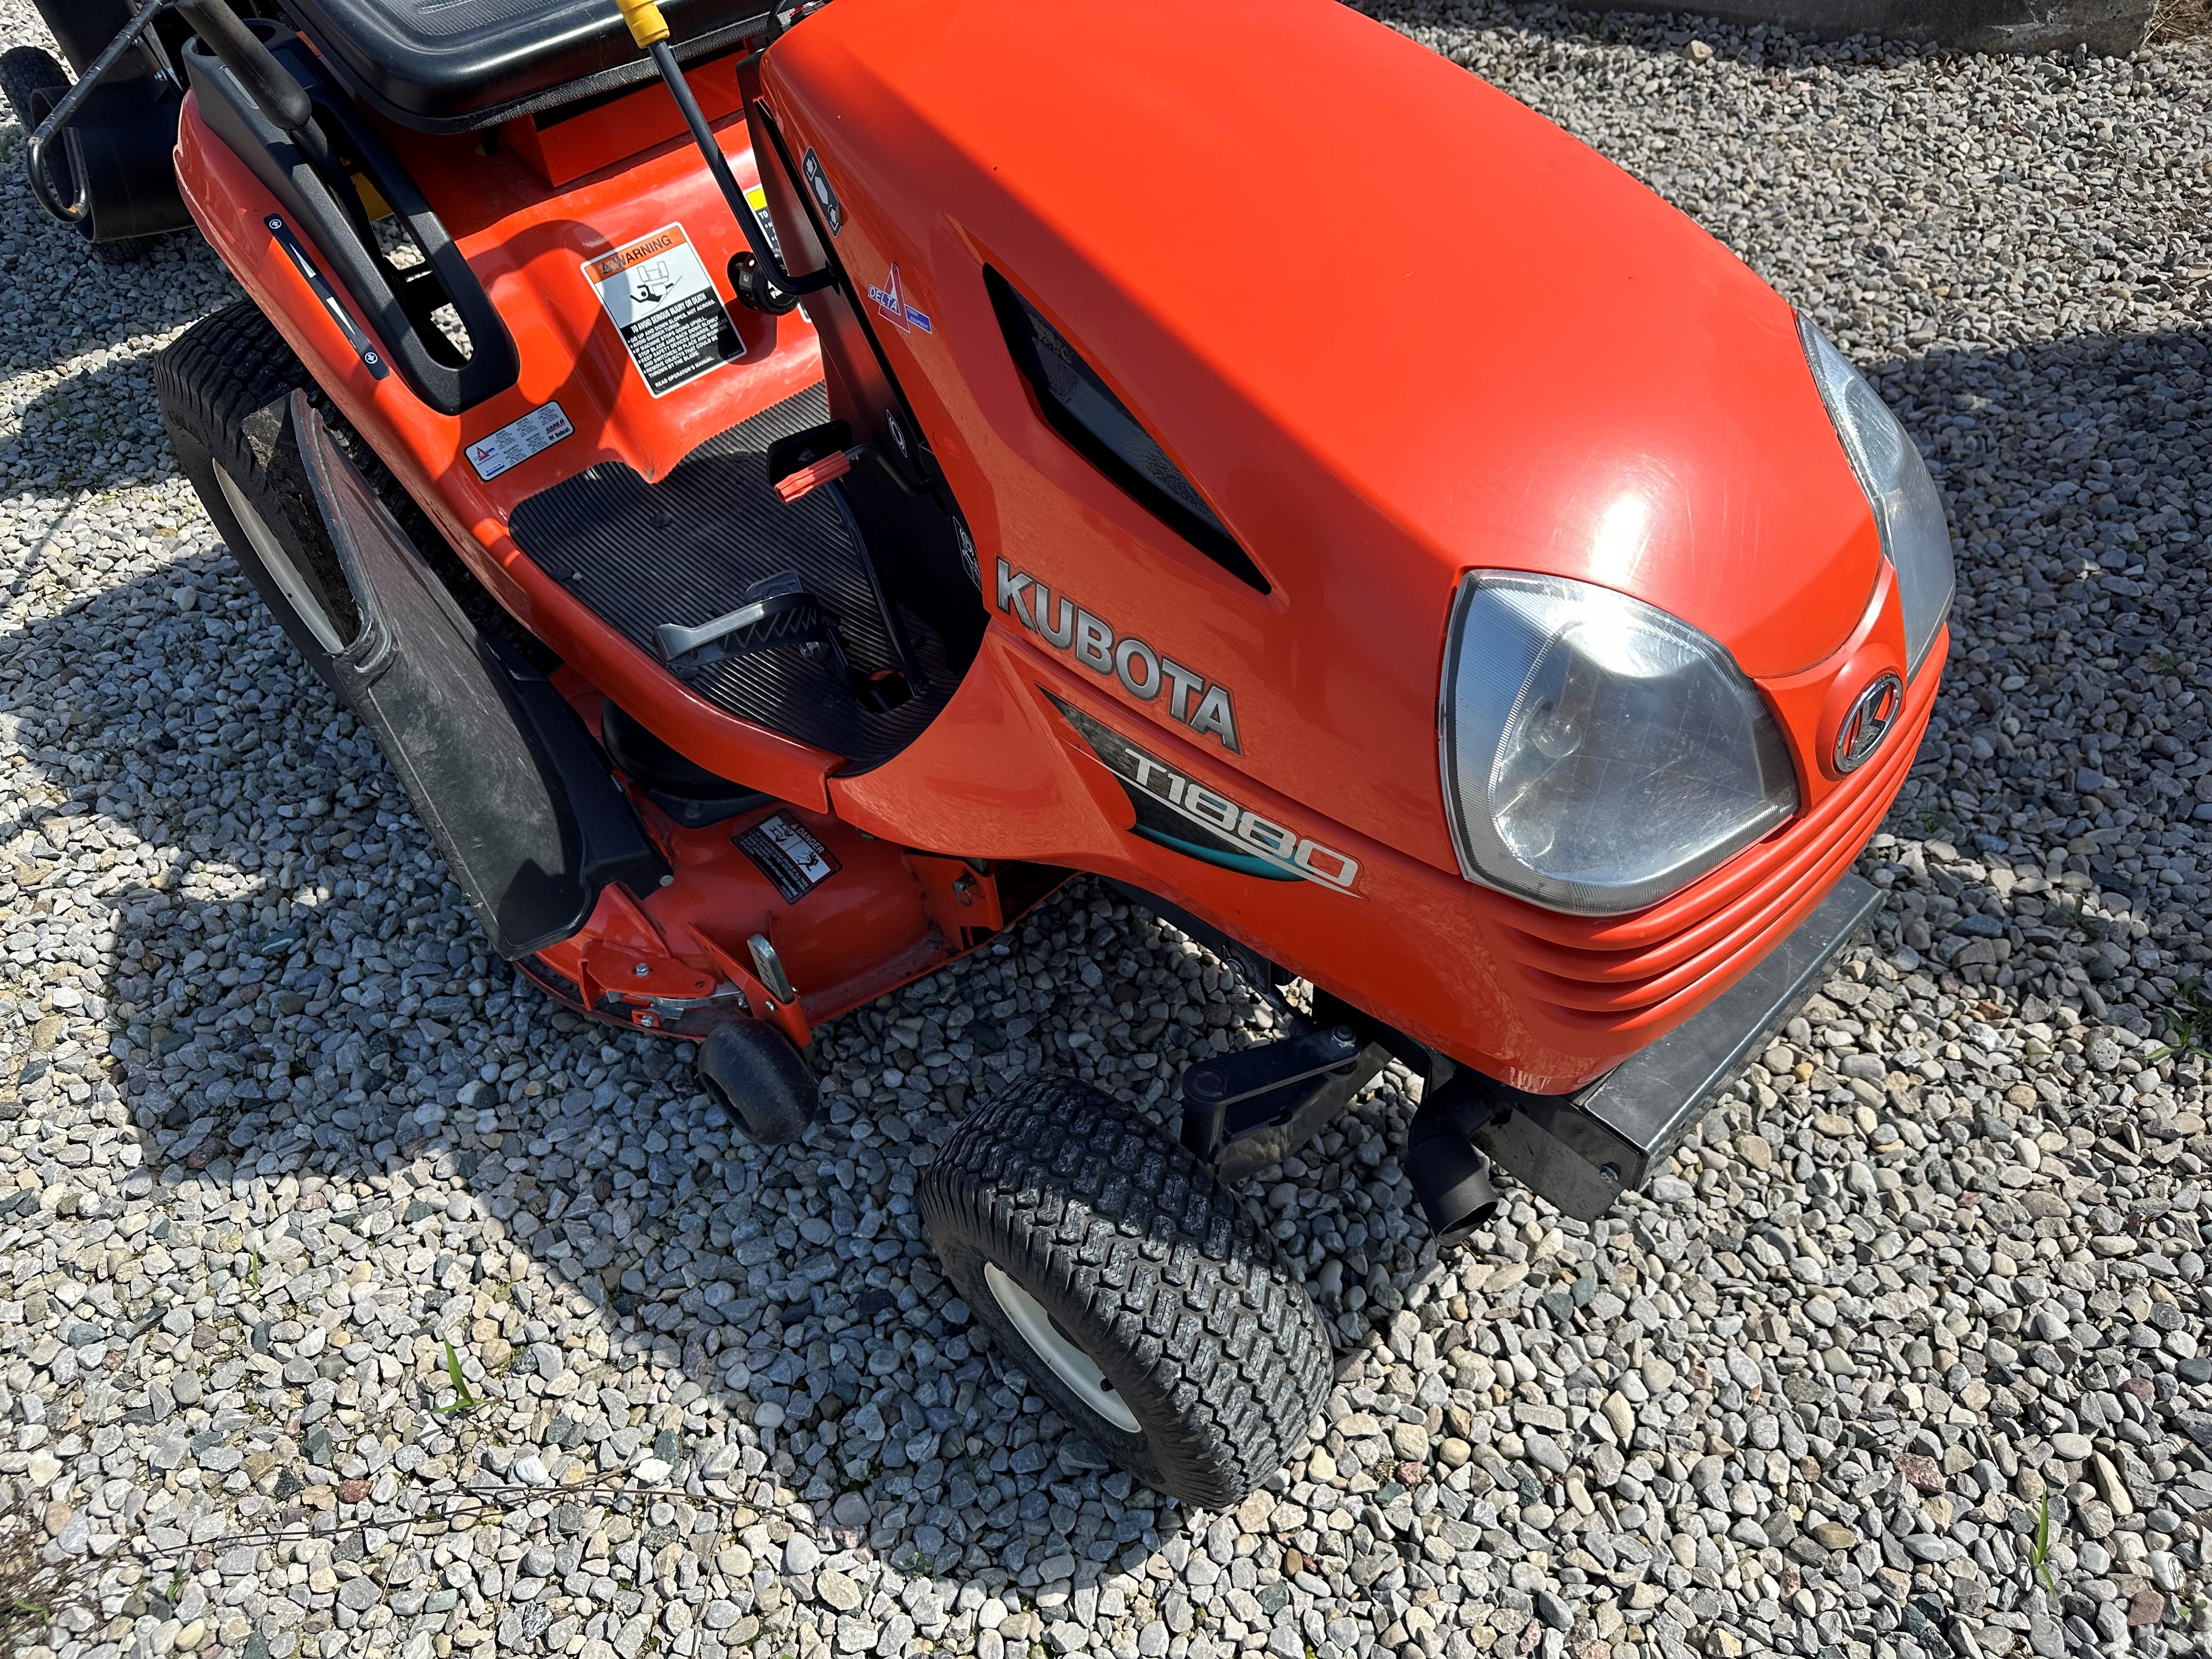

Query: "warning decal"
left=736, top=812, right=842, bottom=905
left=465, top=402, right=572, bottom=482
left=581, top=223, right=742, bottom=398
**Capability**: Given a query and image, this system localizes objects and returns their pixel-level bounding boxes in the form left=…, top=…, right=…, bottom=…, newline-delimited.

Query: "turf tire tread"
left=920, top=1075, right=1331, bottom=1508
left=155, top=300, right=543, bottom=663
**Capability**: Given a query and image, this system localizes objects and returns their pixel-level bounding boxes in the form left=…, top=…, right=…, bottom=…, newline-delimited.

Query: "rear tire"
left=920, top=1076, right=1332, bottom=1508
left=0, top=46, right=65, bottom=129
left=156, top=300, right=364, bottom=693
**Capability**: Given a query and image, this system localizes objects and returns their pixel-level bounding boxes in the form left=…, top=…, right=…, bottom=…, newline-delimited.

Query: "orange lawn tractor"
left=25, top=0, right=1950, bottom=1503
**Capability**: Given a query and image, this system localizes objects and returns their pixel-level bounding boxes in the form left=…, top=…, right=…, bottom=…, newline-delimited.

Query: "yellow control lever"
left=617, top=0, right=669, bottom=48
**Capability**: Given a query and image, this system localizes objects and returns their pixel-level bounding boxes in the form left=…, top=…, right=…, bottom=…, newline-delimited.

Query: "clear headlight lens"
left=1798, top=320, right=1955, bottom=678
left=1440, top=573, right=1799, bottom=915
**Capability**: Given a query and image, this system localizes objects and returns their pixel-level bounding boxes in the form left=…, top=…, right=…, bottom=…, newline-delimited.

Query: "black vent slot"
left=987, top=268, right=1267, bottom=594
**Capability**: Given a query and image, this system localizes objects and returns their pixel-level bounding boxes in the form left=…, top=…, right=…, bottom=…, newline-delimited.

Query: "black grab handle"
left=182, top=24, right=522, bottom=417
left=176, top=0, right=310, bottom=132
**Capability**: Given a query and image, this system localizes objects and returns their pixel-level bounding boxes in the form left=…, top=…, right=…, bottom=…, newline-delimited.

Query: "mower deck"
left=509, top=385, right=956, bottom=767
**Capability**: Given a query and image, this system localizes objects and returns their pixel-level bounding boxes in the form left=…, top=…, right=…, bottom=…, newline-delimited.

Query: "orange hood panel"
left=765, top=0, right=1882, bottom=872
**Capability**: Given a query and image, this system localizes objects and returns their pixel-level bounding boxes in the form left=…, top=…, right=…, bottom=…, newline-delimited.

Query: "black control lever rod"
left=615, top=0, right=833, bottom=306
left=177, top=0, right=311, bottom=131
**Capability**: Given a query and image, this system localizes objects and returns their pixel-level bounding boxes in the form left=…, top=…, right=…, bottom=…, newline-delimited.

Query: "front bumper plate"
left=1475, top=873, right=1883, bottom=1221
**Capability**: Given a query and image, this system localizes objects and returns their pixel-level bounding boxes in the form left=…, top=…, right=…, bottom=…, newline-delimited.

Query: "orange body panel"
left=759, top=0, right=1887, bottom=873
left=172, top=0, right=1941, bottom=1096
left=524, top=676, right=1035, bottom=1042
left=832, top=620, right=1944, bottom=1090
left=176, top=81, right=847, bottom=811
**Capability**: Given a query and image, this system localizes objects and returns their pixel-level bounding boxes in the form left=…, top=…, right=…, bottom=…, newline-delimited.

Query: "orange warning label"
left=580, top=222, right=743, bottom=398
left=582, top=227, right=687, bottom=286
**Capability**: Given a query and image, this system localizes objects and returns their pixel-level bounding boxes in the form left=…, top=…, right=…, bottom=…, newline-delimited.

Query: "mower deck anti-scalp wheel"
left=696, top=1018, right=820, bottom=1144
left=920, top=1075, right=1333, bottom=1508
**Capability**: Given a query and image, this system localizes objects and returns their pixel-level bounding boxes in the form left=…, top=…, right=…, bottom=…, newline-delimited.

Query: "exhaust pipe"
left=1407, top=1084, right=1502, bottom=1245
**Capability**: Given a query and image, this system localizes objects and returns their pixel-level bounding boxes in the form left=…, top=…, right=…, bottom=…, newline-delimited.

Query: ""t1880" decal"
left=1051, top=697, right=1358, bottom=894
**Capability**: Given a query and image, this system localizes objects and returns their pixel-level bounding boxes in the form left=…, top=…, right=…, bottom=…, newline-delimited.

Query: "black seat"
left=276, top=0, right=774, bottom=131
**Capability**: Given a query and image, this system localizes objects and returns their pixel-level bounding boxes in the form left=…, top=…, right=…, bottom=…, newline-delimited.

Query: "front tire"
left=921, top=1076, right=1332, bottom=1508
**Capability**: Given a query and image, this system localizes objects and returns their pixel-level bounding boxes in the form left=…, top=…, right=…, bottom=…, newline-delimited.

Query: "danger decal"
left=736, top=812, right=841, bottom=905
left=581, top=223, right=743, bottom=398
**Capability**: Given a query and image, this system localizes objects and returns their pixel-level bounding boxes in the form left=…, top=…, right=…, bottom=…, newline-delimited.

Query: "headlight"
left=1439, top=573, right=1799, bottom=915
left=1798, top=320, right=1955, bottom=678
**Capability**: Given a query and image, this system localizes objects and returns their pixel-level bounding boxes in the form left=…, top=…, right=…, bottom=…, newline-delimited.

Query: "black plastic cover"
left=290, top=392, right=665, bottom=957
left=600, top=701, right=774, bottom=829
left=182, top=24, right=520, bottom=415
left=276, top=0, right=775, bottom=131
left=57, top=74, right=193, bottom=242
left=30, top=0, right=134, bottom=74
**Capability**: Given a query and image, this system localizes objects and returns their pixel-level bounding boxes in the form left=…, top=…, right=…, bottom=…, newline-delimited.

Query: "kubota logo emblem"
left=997, top=560, right=1239, bottom=752
left=1834, top=673, right=1903, bottom=774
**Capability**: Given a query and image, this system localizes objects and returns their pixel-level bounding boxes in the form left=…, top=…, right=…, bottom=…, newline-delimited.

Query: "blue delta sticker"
left=867, top=263, right=934, bottom=334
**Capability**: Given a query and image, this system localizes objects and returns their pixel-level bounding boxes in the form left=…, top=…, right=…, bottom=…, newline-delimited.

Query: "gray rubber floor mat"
left=507, top=384, right=951, bottom=767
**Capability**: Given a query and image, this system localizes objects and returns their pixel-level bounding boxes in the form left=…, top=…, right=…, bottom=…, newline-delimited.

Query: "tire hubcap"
left=984, top=1261, right=1139, bottom=1434
left=214, top=462, right=349, bottom=654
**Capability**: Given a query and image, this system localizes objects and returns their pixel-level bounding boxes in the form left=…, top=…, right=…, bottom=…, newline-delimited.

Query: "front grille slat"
left=1487, top=682, right=1933, bottom=1032
left=1520, top=764, right=1906, bottom=1026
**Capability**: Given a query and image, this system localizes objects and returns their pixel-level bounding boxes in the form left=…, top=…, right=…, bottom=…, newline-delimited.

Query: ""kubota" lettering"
left=997, top=560, right=1239, bottom=752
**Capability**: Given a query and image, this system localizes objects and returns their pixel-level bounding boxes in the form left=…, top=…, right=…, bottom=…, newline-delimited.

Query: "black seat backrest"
left=278, top=0, right=774, bottom=132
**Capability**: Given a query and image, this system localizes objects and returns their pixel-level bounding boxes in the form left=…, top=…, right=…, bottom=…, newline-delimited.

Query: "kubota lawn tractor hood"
left=762, top=0, right=1903, bottom=893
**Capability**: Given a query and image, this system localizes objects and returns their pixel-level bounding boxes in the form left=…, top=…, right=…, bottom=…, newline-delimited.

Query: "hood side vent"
left=986, top=267, right=1269, bottom=594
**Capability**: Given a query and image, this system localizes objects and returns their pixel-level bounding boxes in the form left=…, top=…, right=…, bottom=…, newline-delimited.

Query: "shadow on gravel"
left=1361, top=0, right=2045, bottom=75
left=4, top=352, right=185, bottom=501
left=0, top=154, right=214, bottom=378
left=6, top=543, right=1382, bottom=1612
left=1854, top=322, right=2211, bottom=1035
left=0, top=544, right=1397, bottom=1649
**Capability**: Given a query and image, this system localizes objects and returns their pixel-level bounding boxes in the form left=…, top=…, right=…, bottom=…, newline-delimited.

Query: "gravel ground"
left=0, top=7, right=2209, bottom=1659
